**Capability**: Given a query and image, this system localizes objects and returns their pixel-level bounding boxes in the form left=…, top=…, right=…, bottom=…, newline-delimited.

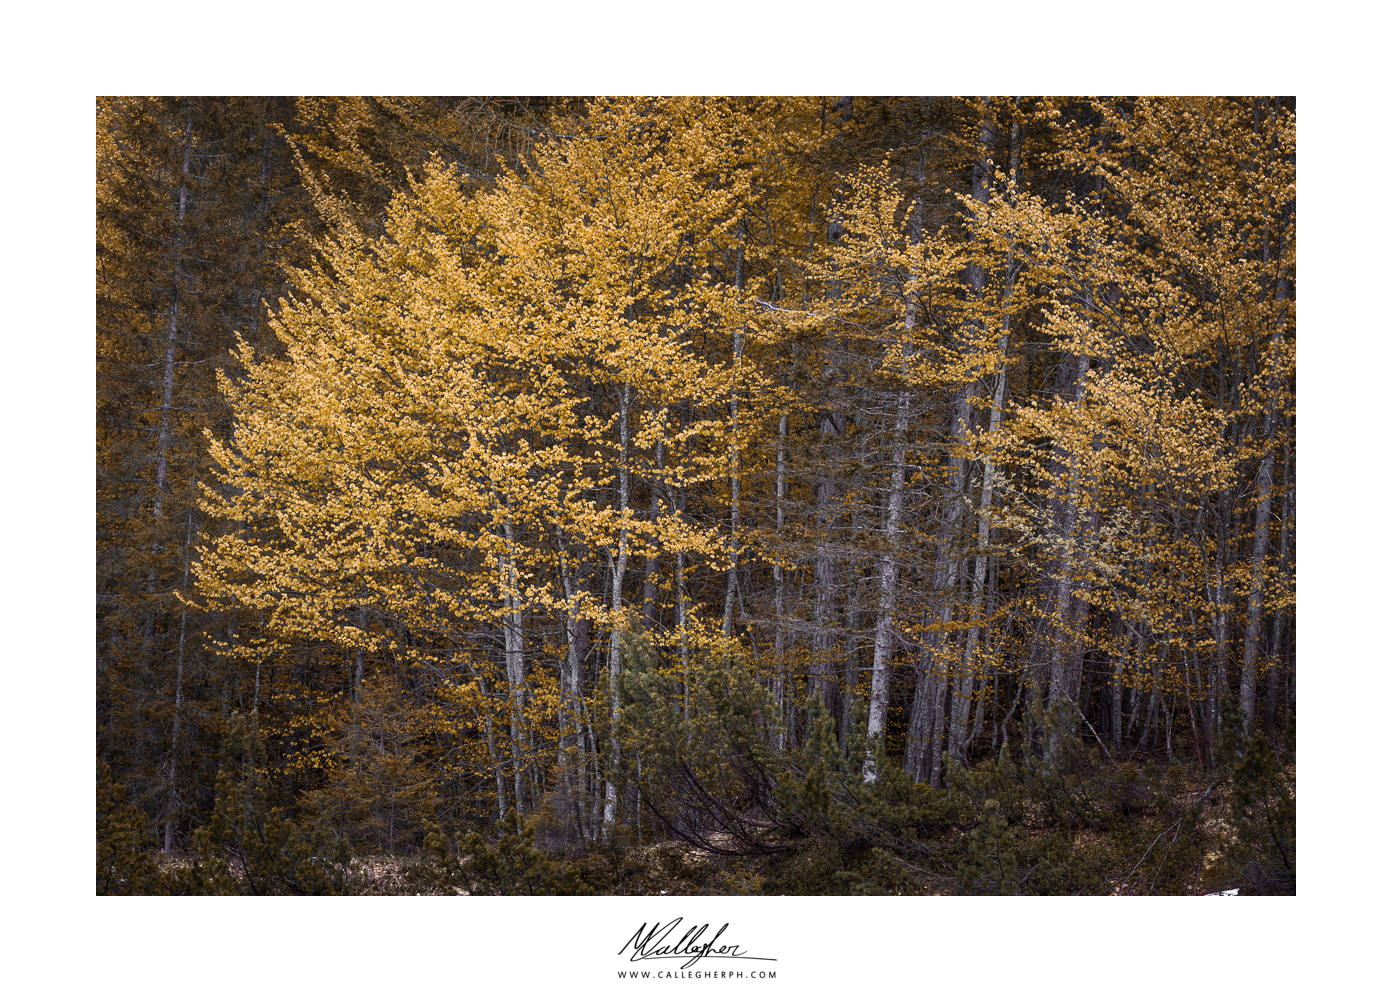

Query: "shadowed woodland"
left=97, top=96, right=1294, bottom=895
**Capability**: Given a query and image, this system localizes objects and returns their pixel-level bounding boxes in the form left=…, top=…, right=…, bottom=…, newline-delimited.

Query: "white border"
left=9, top=2, right=1381, bottom=988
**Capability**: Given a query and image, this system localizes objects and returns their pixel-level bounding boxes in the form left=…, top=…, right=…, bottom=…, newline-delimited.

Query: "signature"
left=619, top=918, right=776, bottom=971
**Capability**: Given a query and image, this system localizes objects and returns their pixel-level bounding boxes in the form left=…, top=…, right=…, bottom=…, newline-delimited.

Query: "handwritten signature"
left=619, top=918, right=776, bottom=971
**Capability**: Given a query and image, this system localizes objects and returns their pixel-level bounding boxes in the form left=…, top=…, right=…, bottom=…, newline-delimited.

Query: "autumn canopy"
left=97, top=96, right=1294, bottom=895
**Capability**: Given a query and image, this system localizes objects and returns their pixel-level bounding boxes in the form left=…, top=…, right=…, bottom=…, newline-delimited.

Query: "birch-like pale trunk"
left=142, top=119, right=195, bottom=674
left=940, top=385, right=978, bottom=766
left=151, top=118, right=193, bottom=526
left=811, top=193, right=847, bottom=718
left=810, top=468, right=838, bottom=714
left=501, top=516, right=526, bottom=814
left=954, top=109, right=1021, bottom=765
left=952, top=340, right=1010, bottom=758
left=641, top=438, right=664, bottom=629
left=603, top=381, right=632, bottom=837
left=865, top=391, right=910, bottom=780
left=772, top=413, right=788, bottom=751
left=722, top=354, right=742, bottom=637
left=723, top=222, right=747, bottom=637
left=947, top=102, right=999, bottom=765
left=557, top=541, right=588, bottom=838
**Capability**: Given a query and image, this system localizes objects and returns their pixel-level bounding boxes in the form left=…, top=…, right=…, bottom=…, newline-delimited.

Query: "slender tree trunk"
left=955, top=341, right=1011, bottom=765
left=603, top=382, right=632, bottom=837
left=1239, top=343, right=1281, bottom=732
left=641, top=438, right=664, bottom=630
left=664, top=469, right=690, bottom=720
left=840, top=565, right=863, bottom=743
left=501, top=516, right=526, bottom=815
left=723, top=222, right=747, bottom=636
left=1207, top=490, right=1232, bottom=743
left=557, top=534, right=590, bottom=838
left=151, top=118, right=193, bottom=525
left=1264, top=440, right=1293, bottom=738
left=772, top=413, right=788, bottom=751
left=354, top=604, right=367, bottom=705
left=931, top=383, right=976, bottom=770
left=1046, top=353, right=1089, bottom=711
left=865, top=392, right=910, bottom=778
left=141, top=118, right=196, bottom=679
left=469, top=661, right=508, bottom=822
left=810, top=462, right=839, bottom=714
left=1112, top=633, right=1131, bottom=750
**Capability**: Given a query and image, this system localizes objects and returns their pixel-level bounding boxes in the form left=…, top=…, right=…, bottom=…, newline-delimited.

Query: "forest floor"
left=147, top=752, right=1293, bottom=895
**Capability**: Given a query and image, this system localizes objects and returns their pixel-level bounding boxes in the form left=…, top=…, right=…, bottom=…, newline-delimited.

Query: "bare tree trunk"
left=723, top=223, right=748, bottom=636
left=603, top=382, right=632, bottom=837
left=557, top=540, right=588, bottom=839
left=469, top=661, right=508, bottom=822
left=865, top=392, right=909, bottom=779
left=1112, top=633, right=1132, bottom=750
left=840, top=565, right=863, bottom=743
left=1239, top=342, right=1281, bottom=732
left=1046, top=351, right=1089, bottom=703
left=928, top=381, right=977, bottom=772
left=141, top=118, right=196, bottom=679
left=904, top=650, right=933, bottom=781
left=772, top=413, right=788, bottom=751
left=501, top=517, right=526, bottom=815
left=641, top=438, right=664, bottom=630
left=1207, top=490, right=1232, bottom=744
left=955, top=339, right=1011, bottom=764
left=928, top=673, right=949, bottom=787
left=664, top=466, right=691, bottom=720
left=152, top=118, right=193, bottom=525
left=810, top=463, right=839, bottom=714
left=947, top=102, right=1004, bottom=766
left=1264, top=440, right=1293, bottom=738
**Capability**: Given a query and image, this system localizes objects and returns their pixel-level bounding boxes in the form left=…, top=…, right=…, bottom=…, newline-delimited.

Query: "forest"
left=96, top=96, right=1295, bottom=896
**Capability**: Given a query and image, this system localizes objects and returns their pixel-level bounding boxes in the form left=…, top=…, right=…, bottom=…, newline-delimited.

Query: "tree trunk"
left=928, top=673, right=949, bottom=787
left=1047, top=352, right=1089, bottom=708
left=641, top=437, right=664, bottom=630
left=603, top=382, right=632, bottom=837
left=557, top=538, right=589, bottom=839
left=772, top=413, right=788, bottom=751
left=904, top=646, right=934, bottom=782
left=810, top=458, right=839, bottom=715
left=1264, top=439, right=1293, bottom=738
left=865, top=391, right=909, bottom=778
left=1207, top=490, right=1232, bottom=744
left=501, top=516, right=526, bottom=815
left=723, top=221, right=747, bottom=636
left=151, top=117, right=193, bottom=525
left=1239, top=342, right=1281, bottom=731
